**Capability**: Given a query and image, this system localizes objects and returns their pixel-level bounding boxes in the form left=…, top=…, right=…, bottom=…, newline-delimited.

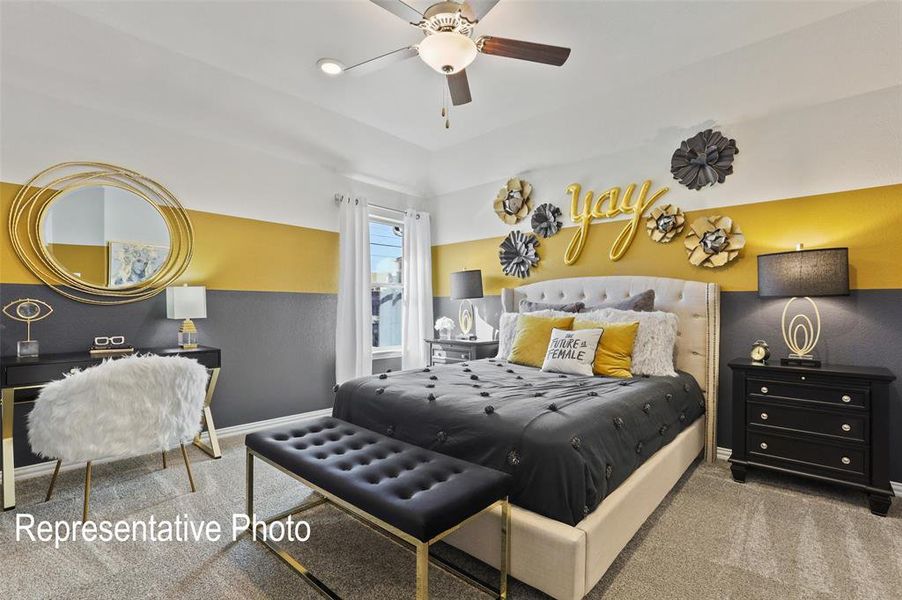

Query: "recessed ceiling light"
left=317, top=58, right=344, bottom=76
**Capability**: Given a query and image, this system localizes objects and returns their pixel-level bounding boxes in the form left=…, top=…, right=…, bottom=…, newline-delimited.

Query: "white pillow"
left=576, top=308, right=679, bottom=377
left=541, top=328, right=604, bottom=376
left=496, top=310, right=576, bottom=360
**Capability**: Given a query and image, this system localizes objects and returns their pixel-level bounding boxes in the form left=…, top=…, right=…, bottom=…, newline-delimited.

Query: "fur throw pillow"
left=575, top=308, right=679, bottom=377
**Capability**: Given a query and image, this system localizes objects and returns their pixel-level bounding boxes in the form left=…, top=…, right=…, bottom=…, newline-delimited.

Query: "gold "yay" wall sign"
left=564, top=180, right=669, bottom=264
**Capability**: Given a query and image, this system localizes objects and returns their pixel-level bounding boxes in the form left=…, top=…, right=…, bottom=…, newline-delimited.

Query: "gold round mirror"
left=9, top=162, right=193, bottom=305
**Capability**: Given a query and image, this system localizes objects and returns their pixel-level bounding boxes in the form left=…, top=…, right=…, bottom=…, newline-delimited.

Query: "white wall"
left=0, top=84, right=426, bottom=234
left=430, top=86, right=902, bottom=245
left=42, top=187, right=105, bottom=245
left=103, top=187, right=170, bottom=247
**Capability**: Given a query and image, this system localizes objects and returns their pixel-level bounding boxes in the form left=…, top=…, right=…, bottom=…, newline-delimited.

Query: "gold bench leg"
left=500, top=499, right=511, bottom=600
left=246, top=448, right=254, bottom=521
left=416, top=542, right=429, bottom=600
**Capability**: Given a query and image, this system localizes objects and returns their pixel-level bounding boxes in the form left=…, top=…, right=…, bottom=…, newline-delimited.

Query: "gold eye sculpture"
left=2, top=298, right=54, bottom=340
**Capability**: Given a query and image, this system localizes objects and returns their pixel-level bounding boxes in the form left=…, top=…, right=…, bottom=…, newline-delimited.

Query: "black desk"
left=0, top=346, right=222, bottom=510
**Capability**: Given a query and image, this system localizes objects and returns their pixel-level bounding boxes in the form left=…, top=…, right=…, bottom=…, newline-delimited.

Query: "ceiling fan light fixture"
left=417, top=32, right=477, bottom=75
left=317, top=58, right=344, bottom=76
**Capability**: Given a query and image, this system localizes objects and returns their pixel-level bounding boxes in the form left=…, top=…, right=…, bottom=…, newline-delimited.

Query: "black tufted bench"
left=245, top=416, right=512, bottom=600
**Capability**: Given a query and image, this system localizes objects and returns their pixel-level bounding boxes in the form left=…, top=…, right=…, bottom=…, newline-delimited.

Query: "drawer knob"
left=800, top=376, right=806, bottom=381
left=760, top=386, right=768, bottom=394
left=841, top=456, right=851, bottom=465
left=759, top=442, right=768, bottom=450
left=841, top=394, right=851, bottom=403
left=842, top=424, right=851, bottom=432
left=760, top=412, right=769, bottom=421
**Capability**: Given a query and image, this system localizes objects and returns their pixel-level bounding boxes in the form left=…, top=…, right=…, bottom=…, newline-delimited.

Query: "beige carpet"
left=1, top=436, right=899, bottom=599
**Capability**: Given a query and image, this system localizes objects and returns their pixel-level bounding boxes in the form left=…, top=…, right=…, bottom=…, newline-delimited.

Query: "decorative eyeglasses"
left=94, top=336, right=126, bottom=347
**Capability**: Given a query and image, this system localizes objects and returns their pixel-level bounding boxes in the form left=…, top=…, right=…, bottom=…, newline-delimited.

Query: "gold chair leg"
left=180, top=444, right=197, bottom=493
left=82, top=462, right=92, bottom=522
left=416, top=542, right=429, bottom=600
left=162, top=451, right=168, bottom=469
left=45, top=459, right=62, bottom=502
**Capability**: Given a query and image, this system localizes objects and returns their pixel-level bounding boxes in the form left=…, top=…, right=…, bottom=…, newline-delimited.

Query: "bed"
left=334, top=276, right=720, bottom=599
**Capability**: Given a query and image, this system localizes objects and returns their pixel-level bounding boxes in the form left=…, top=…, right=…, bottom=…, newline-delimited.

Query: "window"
left=370, top=218, right=403, bottom=351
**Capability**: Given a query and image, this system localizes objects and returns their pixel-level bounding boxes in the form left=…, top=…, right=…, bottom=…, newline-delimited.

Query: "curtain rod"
left=333, top=193, right=411, bottom=217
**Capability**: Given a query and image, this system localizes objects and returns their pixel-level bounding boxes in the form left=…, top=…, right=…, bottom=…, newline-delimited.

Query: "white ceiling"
left=1, top=0, right=894, bottom=198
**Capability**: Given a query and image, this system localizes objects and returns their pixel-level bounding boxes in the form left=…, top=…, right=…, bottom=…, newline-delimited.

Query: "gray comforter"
left=333, top=358, right=705, bottom=525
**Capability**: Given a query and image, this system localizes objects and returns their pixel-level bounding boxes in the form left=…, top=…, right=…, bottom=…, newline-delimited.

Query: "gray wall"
left=435, top=290, right=902, bottom=482
left=1, top=283, right=338, bottom=468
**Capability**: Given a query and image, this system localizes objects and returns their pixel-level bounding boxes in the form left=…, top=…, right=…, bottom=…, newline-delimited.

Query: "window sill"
left=373, top=348, right=402, bottom=360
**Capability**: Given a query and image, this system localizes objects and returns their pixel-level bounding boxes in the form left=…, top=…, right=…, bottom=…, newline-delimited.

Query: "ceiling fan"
left=320, top=0, right=571, bottom=109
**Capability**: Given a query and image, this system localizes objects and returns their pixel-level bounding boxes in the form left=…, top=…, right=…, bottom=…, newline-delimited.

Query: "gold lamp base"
left=178, top=318, right=199, bottom=349
left=458, top=299, right=476, bottom=340
left=780, top=297, right=821, bottom=368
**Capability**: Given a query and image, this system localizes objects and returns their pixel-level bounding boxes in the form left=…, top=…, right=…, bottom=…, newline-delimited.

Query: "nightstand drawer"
left=748, top=378, right=868, bottom=409
left=748, top=401, right=867, bottom=443
left=748, top=432, right=868, bottom=480
left=431, top=347, right=471, bottom=361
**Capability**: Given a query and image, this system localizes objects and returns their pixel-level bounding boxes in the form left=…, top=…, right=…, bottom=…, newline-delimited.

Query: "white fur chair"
left=28, top=354, right=210, bottom=520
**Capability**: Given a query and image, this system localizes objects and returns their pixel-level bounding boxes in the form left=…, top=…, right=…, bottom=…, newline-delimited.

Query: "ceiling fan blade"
left=478, top=36, right=571, bottom=66
left=447, top=70, right=472, bottom=106
left=369, top=0, right=423, bottom=24
left=344, top=46, right=418, bottom=76
left=465, top=1, right=502, bottom=21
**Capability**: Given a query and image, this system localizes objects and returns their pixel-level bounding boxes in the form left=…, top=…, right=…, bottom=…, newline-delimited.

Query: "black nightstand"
left=728, top=359, right=895, bottom=515
left=425, top=338, right=499, bottom=366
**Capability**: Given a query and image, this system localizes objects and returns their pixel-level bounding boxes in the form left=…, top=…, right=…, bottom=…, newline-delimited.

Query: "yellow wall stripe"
left=1, top=182, right=339, bottom=294
left=433, top=184, right=902, bottom=296
left=46, top=243, right=106, bottom=285
left=5, top=182, right=900, bottom=297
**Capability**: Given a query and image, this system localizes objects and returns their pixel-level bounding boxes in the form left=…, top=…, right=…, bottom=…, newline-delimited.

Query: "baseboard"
left=5, top=407, right=333, bottom=482
left=715, top=446, right=901, bottom=496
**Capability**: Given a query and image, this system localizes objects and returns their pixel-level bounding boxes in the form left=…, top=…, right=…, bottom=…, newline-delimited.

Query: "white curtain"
left=335, top=197, right=372, bottom=384
left=401, top=209, right=433, bottom=369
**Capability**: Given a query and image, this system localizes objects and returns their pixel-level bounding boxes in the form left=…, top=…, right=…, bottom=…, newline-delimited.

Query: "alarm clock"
left=750, top=340, right=770, bottom=363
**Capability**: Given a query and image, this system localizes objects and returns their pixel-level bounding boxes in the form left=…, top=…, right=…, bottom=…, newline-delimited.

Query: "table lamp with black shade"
left=450, top=269, right=483, bottom=340
left=757, top=246, right=849, bottom=368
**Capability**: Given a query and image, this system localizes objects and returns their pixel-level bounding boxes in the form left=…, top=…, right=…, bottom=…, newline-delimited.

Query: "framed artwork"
left=107, top=241, right=168, bottom=288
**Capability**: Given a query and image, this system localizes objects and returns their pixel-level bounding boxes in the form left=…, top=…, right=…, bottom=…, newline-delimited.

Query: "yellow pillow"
left=508, top=314, right=575, bottom=368
left=573, top=320, right=639, bottom=378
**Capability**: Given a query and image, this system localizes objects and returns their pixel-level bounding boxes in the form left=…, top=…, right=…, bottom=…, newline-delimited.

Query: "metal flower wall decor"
left=645, top=204, right=685, bottom=243
left=499, top=231, right=540, bottom=278
left=671, top=129, right=739, bottom=190
left=531, top=203, right=563, bottom=238
left=494, top=177, right=532, bottom=224
left=684, top=215, right=746, bottom=268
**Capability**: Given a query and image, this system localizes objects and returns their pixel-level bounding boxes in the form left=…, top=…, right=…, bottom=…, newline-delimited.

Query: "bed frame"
left=443, top=275, right=720, bottom=600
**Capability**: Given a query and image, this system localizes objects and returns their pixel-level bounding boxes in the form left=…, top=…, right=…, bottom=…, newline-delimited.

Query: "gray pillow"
left=519, top=299, right=585, bottom=313
left=580, top=289, right=655, bottom=313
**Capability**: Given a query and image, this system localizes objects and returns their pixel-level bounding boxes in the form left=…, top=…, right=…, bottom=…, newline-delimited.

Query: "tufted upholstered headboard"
left=501, top=275, right=720, bottom=462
